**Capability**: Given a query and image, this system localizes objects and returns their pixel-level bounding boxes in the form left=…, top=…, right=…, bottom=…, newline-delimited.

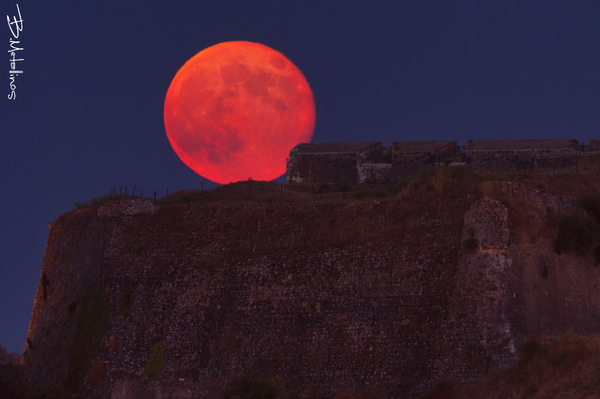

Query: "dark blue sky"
left=2, top=1, right=600, bottom=353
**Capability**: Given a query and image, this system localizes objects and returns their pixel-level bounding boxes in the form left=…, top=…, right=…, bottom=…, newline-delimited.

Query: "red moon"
left=164, top=41, right=316, bottom=184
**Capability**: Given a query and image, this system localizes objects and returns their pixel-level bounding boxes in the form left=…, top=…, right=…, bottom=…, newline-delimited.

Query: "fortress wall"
left=294, top=153, right=361, bottom=183
left=467, top=150, right=534, bottom=171
left=357, top=145, right=385, bottom=163
left=466, top=151, right=600, bottom=175
left=290, top=142, right=600, bottom=184
left=431, top=144, right=457, bottom=163
left=392, top=154, right=434, bottom=180
left=465, top=150, right=576, bottom=172
left=23, top=210, right=108, bottom=386
left=357, top=163, right=393, bottom=184
left=23, top=188, right=600, bottom=399
left=287, top=144, right=382, bottom=183
left=534, top=153, right=600, bottom=175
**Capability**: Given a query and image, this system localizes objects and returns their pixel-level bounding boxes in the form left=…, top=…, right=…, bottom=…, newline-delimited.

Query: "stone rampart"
left=288, top=140, right=600, bottom=184
left=23, top=190, right=600, bottom=399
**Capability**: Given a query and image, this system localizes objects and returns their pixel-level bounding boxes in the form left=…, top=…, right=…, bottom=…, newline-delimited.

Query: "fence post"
left=154, top=190, right=156, bottom=203
left=126, top=186, right=128, bottom=198
left=141, top=190, right=143, bottom=199
left=120, top=187, right=122, bottom=196
left=132, top=185, right=136, bottom=198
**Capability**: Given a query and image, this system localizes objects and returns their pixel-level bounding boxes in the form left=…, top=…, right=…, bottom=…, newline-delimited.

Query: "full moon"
left=164, top=41, right=316, bottom=184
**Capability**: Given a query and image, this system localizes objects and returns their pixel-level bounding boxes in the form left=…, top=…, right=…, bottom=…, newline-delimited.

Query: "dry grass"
left=137, top=171, right=482, bottom=257
left=517, top=174, right=600, bottom=197
left=63, top=171, right=600, bottom=260
left=420, top=333, right=600, bottom=399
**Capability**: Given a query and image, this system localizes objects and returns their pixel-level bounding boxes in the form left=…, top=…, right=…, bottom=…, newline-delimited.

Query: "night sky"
left=2, top=1, right=600, bottom=354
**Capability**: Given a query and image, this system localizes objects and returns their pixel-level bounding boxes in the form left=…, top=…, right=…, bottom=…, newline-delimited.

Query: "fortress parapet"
left=286, top=142, right=381, bottom=183
left=465, top=139, right=580, bottom=171
left=288, top=138, right=600, bottom=183
left=391, top=140, right=457, bottom=181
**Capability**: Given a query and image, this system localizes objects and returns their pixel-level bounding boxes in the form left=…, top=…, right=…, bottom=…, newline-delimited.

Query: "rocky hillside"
left=20, top=170, right=600, bottom=399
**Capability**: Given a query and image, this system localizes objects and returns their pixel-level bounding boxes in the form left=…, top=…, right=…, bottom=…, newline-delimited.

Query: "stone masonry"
left=288, top=139, right=600, bottom=184
left=23, top=191, right=600, bottom=399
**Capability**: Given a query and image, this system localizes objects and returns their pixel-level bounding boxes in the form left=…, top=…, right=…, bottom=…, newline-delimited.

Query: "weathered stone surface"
left=462, top=197, right=509, bottom=249
left=98, top=199, right=157, bottom=216
left=288, top=139, right=600, bottom=184
left=23, top=190, right=600, bottom=399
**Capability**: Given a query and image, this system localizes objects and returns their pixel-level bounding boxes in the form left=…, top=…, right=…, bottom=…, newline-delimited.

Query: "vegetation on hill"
left=0, top=343, right=21, bottom=364
left=63, top=168, right=600, bottom=263
left=70, top=166, right=600, bottom=210
left=420, top=333, right=600, bottom=399
left=65, top=288, right=110, bottom=393
left=142, top=342, right=164, bottom=378
left=221, top=376, right=288, bottom=399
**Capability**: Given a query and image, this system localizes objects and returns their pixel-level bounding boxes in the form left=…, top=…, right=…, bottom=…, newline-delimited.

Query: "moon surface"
left=164, top=41, right=316, bottom=184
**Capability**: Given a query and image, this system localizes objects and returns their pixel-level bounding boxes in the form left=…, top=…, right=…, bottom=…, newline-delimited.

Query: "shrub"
left=353, top=189, right=369, bottom=200
left=88, top=362, right=107, bottom=387
left=581, top=195, right=600, bottom=223
left=518, top=339, right=549, bottom=366
left=375, top=191, right=387, bottom=199
left=553, top=211, right=598, bottom=254
left=35, top=382, right=77, bottom=399
left=318, top=183, right=331, bottom=192
left=0, top=344, right=21, bottom=364
left=450, top=167, right=466, bottom=179
left=357, top=388, right=386, bottom=399
left=421, top=381, right=459, bottom=399
left=335, top=181, right=349, bottom=192
left=65, top=289, right=110, bottom=391
left=143, top=342, right=164, bottom=378
left=118, top=291, right=135, bottom=315
left=463, top=237, right=478, bottom=251
left=432, top=168, right=450, bottom=193
left=221, top=376, right=288, bottom=399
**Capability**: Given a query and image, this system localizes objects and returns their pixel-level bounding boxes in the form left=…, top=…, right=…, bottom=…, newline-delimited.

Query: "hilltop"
left=15, top=168, right=600, bottom=399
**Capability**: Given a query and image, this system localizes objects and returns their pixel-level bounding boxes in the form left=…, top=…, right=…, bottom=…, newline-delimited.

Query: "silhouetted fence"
left=105, top=183, right=212, bottom=203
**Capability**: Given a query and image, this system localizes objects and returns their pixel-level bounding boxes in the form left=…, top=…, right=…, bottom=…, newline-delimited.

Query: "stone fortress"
left=20, top=138, right=600, bottom=399
left=287, top=139, right=600, bottom=184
